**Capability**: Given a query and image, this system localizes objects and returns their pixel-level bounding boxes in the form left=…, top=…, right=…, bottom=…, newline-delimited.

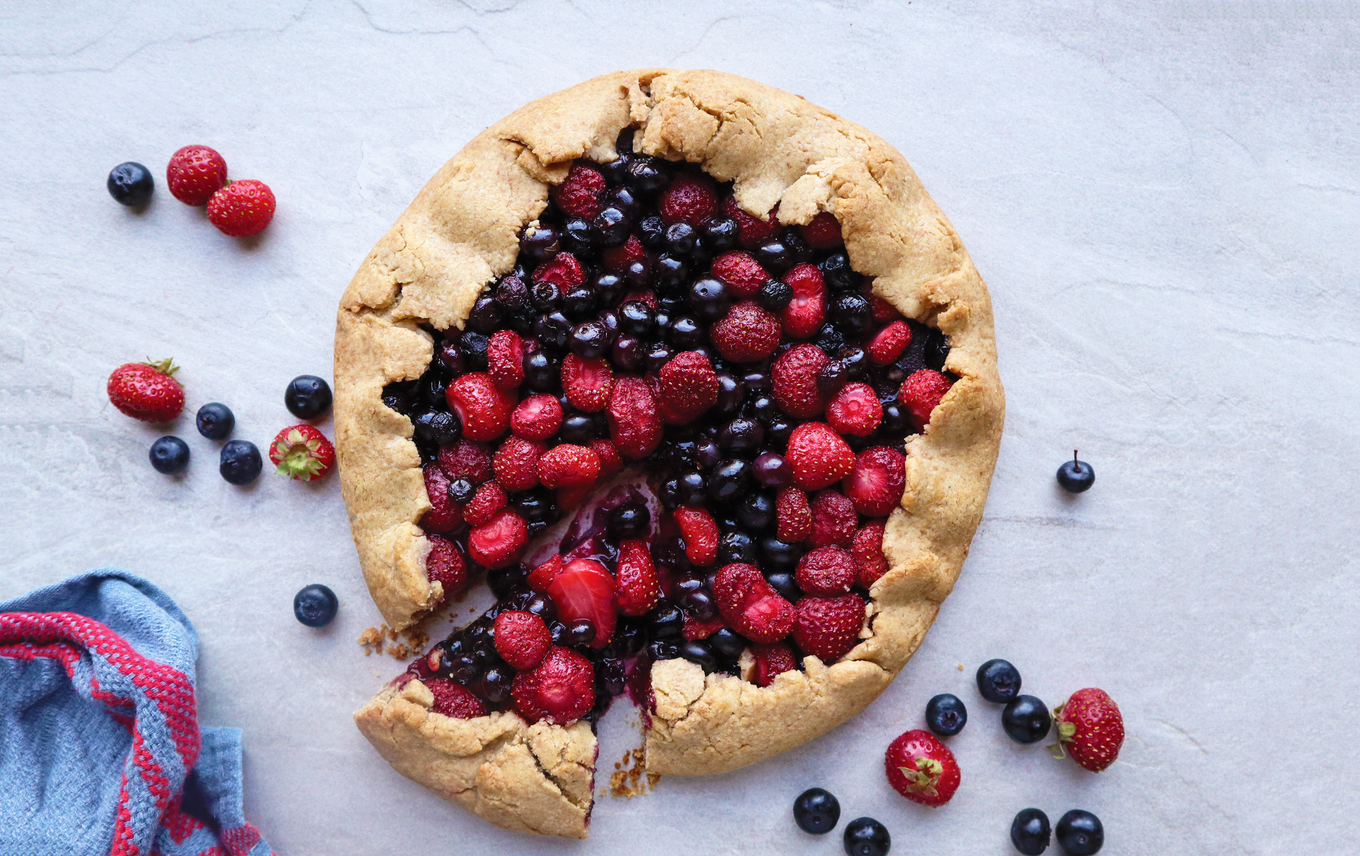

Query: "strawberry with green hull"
left=107, top=358, right=185, bottom=423
left=269, top=424, right=335, bottom=481
left=885, top=729, right=961, bottom=808
left=1052, top=687, right=1124, bottom=772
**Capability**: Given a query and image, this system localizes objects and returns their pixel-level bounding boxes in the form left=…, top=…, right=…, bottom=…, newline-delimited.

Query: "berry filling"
left=379, top=133, right=957, bottom=728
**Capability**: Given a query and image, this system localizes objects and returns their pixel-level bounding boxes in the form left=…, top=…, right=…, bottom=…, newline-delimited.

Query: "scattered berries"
left=511, top=646, right=595, bottom=725
left=1001, top=694, right=1052, bottom=744
left=107, top=162, right=154, bottom=206
left=107, top=359, right=185, bottom=423
left=884, top=729, right=960, bottom=808
left=195, top=402, right=235, bottom=440
left=787, top=422, right=855, bottom=490
left=1055, top=810, right=1103, bottom=856
left=843, top=446, right=906, bottom=516
left=1057, top=452, right=1095, bottom=493
left=792, top=593, right=864, bottom=662
left=493, top=610, right=551, bottom=671
left=793, top=787, right=841, bottom=835
left=269, top=424, right=335, bottom=481
left=710, top=300, right=781, bottom=363
left=842, top=817, right=890, bottom=856
left=293, top=584, right=338, bottom=627
left=207, top=179, right=275, bottom=237
left=898, top=369, right=952, bottom=430
left=1053, top=688, right=1123, bottom=772
left=827, top=383, right=883, bottom=437
left=977, top=658, right=1023, bottom=703
left=467, top=508, right=528, bottom=569
left=149, top=436, right=190, bottom=474
left=284, top=375, right=332, bottom=420
left=925, top=693, right=968, bottom=737
left=166, top=145, right=227, bottom=206
left=1011, top=808, right=1052, bottom=856
left=446, top=373, right=514, bottom=441
left=219, top=440, right=262, bottom=485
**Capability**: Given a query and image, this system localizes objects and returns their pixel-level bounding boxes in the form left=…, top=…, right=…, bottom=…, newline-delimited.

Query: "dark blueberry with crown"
left=107, top=161, right=155, bottom=206
left=294, top=584, right=338, bottom=627
left=977, top=658, right=1022, bottom=703
left=843, top=817, right=889, bottom=856
left=1001, top=695, right=1052, bottom=744
left=195, top=402, right=235, bottom=440
left=793, top=787, right=841, bottom=834
left=925, top=692, right=967, bottom=736
left=1011, top=808, right=1051, bottom=855
left=219, top=440, right=262, bottom=485
left=149, top=436, right=190, bottom=474
left=285, top=375, right=333, bottom=420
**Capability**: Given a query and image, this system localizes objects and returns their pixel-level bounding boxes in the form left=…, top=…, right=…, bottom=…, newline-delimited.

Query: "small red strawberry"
left=899, top=369, right=953, bottom=430
left=207, top=180, right=275, bottom=237
left=463, top=480, right=507, bottom=528
left=601, top=234, right=647, bottom=272
left=510, top=394, right=563, bottom=441
left=533, top=251, right=586, bottom=289
left=615, top=539, right=660, bottom=616
left=781, top=264, right=827, bottom=340
left=658, top=351, right=718, bottom=423
left=869, top=291, right=901, bottom=323
left=710, top=251, right=769, bottom=297
left=885, top=729, right=961, bottom=807
left=682, top=614, right=726, bottom=640
left=551, top=163, right=607, bottom=219
left=426, top=677, right=488, bottom=719
left=827, top=382, right=882, bottom=437
left=844, top=446, right=907, bottom=517
left=537, top=444, right=601, bottom=489
left=793, top=593, right=865, bottom=662
left=776, top=487, right=813, bottom=543
left=438, top=439, right=493, bottom=484
left=107, top=358, right=185, bottom=423
left=710, top=301, right=781, bottom=364
left=421, top=465, right=463, bottom=533
left=589, top=439, right=623, bottom=476
left=487, top=330, right=526, bottom=390
left=607, top=377, right=663, bottom=459
left=722, top=196, right=779, bottom=249
left=713, top=563, right=795, bottom=644
left=795, top=546, right=856, bottom=596
left=511, top=646, right=595, bottom=725
left=799, top=211, right=843, bottom=250
left=547, top=558, right=617, bottom=648
left=620, top=288, right=658, bottom=309
left=1052, top=688, right=1124, bottom=773
left=527, top=554, right=564, bottom=593
left=269, top=424, right=335, bottom=481
left=809, top=489, right=857, bottom=548
left=165, top=145, right=227, bottom=206
left=851, top=521, right=889, bottom=588
left=492, top=436, right=545, bottom=492
left=562, top=354, right=613, bottom=413
left=493, top=610, right=551, bottom=671
left=868, top=320, right=912, bottom=365
left=467, top=508, right=528, bottom=569
left=425, top=534, right=468, bottom=598
left=446, top=373, right=515, bottom=441
left=751, top=641, right=798, bottom=687
left=659, top=172, right=717, bottom=225
left=786, top=422, right=855, bottom=491
left=772, top=344, right=829, bottom=419
left=673, top=507, right=719, bottom=566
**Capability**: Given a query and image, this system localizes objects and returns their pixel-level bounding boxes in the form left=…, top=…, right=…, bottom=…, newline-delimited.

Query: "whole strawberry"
left=885, top=729, right=961, bottom=807
left=1052, top=687, right=1124, bottom=772
left=107, top=358, right=184, bottom=423
left=207, top=179, right=276, bottom=237
left=269, top=424, right=335, bottom=481
left=166, top=145, right=227, bottom=205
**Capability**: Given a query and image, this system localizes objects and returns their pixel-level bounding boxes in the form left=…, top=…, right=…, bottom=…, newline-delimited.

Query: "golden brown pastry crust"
left=337, top=68, right=1003, bottom=838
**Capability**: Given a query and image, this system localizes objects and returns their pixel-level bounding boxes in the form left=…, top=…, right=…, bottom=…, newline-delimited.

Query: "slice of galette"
left=337, top=69, right=1003, bottom=839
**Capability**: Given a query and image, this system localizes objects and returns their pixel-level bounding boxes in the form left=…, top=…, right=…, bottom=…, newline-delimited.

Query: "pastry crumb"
left=359, top=624, right=430, bottom=660
left=609, top=747, right=659, bottom=799
left=958, top=664, right=964, bottom=670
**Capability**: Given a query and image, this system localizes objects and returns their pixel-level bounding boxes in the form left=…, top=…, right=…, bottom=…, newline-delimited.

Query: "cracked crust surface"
left=337, top=69, right=1003, bottom=837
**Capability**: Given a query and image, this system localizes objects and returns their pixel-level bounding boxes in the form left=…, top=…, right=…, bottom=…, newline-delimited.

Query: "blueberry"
left=530, top=281, right=562, bottom=311
left=638, top=213, right=668, bottom=248
left=562, top=217, right=595, bottom=253
left=752, top=452, right=792, bottom=488
left=569, top=320, right=608, bottom=358
left=765, top=571, right=798, bottom=602
left=1055, top=810, right=1103, bottom=855
left=626, top=159, right=668, bottom=195
left=607, top=501, right=651, bottom=541
left=679, top=639, right=717, bottom=670
left=760, top=537, right=802, bottom=572
left=565, top=618, right=597, bottom=648
left=821, top=251, right=857, bottom=290
left=284, top=375, right=333, bottom=420
left=1011, top=808, right=1052, bottom=855
left=107, top=162, right=154, bottom=206
left=560, top=413, right=596, bottom=445
left=619, top=300, right=656, bottom=337
left=523, top=350, right=559, bottom=392
left=149, top=436, right=190, bottom=474
left=708, top=458, right=751, bottom=505
left=830, top=292, right=873, bottom=338
left=709, top=627, right=745, bottom=660
left=842, top=817, right=890, bottom=856
left=649, top=603, right=683, bottom=638
left=757, top=279, right=793, bottom=312
left=447, top=477, right=476, bottom=503
left=736, top=492, right=774, bottom=531
left=925, top=692, right=968, bottom=736
left=755, top=239, right=792, bottom=273
left=793, top=787, right=841, bottom=834
left=412, top=410, right=461, bottom=446
left=977, top=658, right=1022, bottom=702
left=520, top=225, right=559, bottom=261
left=219, top=440, right=262, bottom=485
left=293, top=584, right=338, bottom=627
left=667, top=315, right=705, bottom=349
left=687, top=277, right=729, bottom=321
left=593, top=206, right=631, bottom=246
left=718, top=529, right=756, bottom=564
left=467, top=295, right=503, bottom=333
left=1002, top=695, right=1052, bottom=744
left=1057, top=453, right=1095, bottom=493
left=665, top=222, right=699, bottom=255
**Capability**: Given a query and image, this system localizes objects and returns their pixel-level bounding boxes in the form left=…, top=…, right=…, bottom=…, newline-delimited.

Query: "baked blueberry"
left=149, top=436, right=189, bottom=474
left=412, top=410, right=461, bottom=446
left=607, top=501, right=651, bottom=541
left=284, top=375, right=333, bottom=420
left=219, top=440, right=262, bottom=485
left=1011, top=808, right=1051, bottom=855
left=294, top=583, right=338, bottom=627
left=842, top=817, right=890, bottom=856
left=793, top=787, right=840, bottom=834
left=924, top=693, right=967, bottom=736
left=1057, top=452, right=1095, bottom=493
left=1001, top=695, right=1051, bottom=744
left=1055, top=810, right=1102, bottom=855
left=977, top=658, right=1022, bottom=703
left=107, top=162, right=154, bottom=206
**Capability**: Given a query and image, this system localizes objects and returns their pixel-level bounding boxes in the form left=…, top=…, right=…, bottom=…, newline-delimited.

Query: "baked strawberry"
left=615, top=539, right=660, bottom=616
left=899, top=369, right=952, bottom=430
left=467, top=508, right=527, bottom=569
left=446, top=373, right=514, bottom=441
left=601, top=234, right=646, bottom=272
left=421, top=464, right=463, bottom=533
left=546, top=559, right=617, bottom=648
left=1053, top=688, right=1124, bottom=773
left=537, top=444, right=601, bottom=489
left=165, top=144, right=226, bottom=206
left=487, top=330, right=526, bottom=390
left=682, top=614, right=726, bottom=641
left=673, top=507, right=719, bottom=566
left=658, top=351, right=718, bottom=423
left=772, top=344, right=829, bottom=418
left=751, top=641, right=798, bottom=687
left=492, top=436, right=544, bottom=492
left=710, top=300, right=781, bottom=364
left=799, top=211, right=843, bottom=250
left=426, top=677, right=488, bottom=719
left=885, top=729, right=960, bottom=808
left=792, top=593, right=864, bottom=662
left=493, top=610, right=552, bottom=671
left=844, top=446, right=906, bottom=517
left=533, top=251, right=586, bottom=289
left=463, top=480, right=507, bottom=528
left=425, top=534, right=468, bottom=597
left=710, top=251, right=769, bottom=297
left=722, top=196, right=779, bottom=249
left=510, top=394, right=563, bottom=441
left=786, top=422, right=855, bottom=490
left=827, top=383, right=882, bottom=437
left=781, top=264, right=827, bottom=340
left=809, top=489, right=857, bottom=549
left=713, top=563, right=795, bottom=644
left=589, top=439, right=623, bottom=476
left=511, top=646, right=595, bottom=725
left=269, top=424, right=335, bottom=481
left=776, top=487, right=813, bottom=543
left=851, top=521, right=889, bottom=588
left=795, top=546, right=856, bottom=596
left=527, top=554, right=564, bottom=593
left=551, top=163, right=607, bottom=219
left=562, top=354, right=613, bottom=413
left=207, top=179, right=275, bottom=237
left=107, top=358, right=185, bottom=423
left=659, top=172, right=717, bottom=225
left=869, top=292, right=901, bottom=323
left=438, top=439, right=493, bottom=484
left=868, top=320, right=912, bottom=365
left=606, top=377, right=663, bottom=458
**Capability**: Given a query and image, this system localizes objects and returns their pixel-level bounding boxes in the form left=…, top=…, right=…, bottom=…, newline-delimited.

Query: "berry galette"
left=335, top=69, right=1003, bottom=838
